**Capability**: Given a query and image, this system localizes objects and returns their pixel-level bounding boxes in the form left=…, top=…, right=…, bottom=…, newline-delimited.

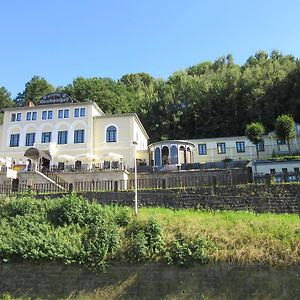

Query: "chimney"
left=28, top=100, right=35, bottom=107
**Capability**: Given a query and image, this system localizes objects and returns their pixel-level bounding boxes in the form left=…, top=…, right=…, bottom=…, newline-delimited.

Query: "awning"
left=24, top=148, right=51, bottom=160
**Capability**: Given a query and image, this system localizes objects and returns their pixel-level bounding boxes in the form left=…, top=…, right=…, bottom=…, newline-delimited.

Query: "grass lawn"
left=138, top=207, right=300, bottom=266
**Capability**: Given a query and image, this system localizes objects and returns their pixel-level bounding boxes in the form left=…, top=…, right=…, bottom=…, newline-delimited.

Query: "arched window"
left=154, top=147, right=161, bottom=166
left=106, top=126, right=117, bottom=142
left=162, top=146, right=169, bottom=165
left=170, top=145, right=178, bottom=164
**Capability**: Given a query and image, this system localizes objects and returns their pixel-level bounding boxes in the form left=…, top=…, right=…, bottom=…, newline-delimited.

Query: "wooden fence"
left=0, top=172, right=250, bottom=195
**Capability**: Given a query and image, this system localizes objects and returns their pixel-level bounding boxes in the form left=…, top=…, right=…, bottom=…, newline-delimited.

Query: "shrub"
left=112, top=206, right=132, bottom=227
left=81, top=223, right=120, bottom=270
left=48, top=194, right=90, bottom=226
left=124, top=218, right=164, bottom=262
left=0, top=214, right=82, bottom=263
left=0, top=196, right=48, bottom=220
left=165, top=233, right=215, bottom=267
left=126, top=231, right=149, bottom=263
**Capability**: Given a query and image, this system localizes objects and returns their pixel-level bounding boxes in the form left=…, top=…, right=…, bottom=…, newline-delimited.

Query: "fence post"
left=283, top=172, right=288, bottom=183
left=162, top=178, right=166, bottom=189
left=114, top=181, right=118, bottom=192
left=265, top=174, right=271, bottom=186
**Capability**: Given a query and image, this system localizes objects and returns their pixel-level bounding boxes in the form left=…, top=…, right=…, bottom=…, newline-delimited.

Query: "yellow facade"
left=0, top=94, right=149, bottom=169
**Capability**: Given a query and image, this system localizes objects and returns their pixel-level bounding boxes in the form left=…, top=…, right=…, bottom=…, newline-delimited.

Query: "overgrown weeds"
left=0, top=194, right=298, bottom=271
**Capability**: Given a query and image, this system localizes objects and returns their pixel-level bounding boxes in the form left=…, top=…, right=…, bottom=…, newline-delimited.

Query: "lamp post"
left=133, top=141, right=138, bottom=215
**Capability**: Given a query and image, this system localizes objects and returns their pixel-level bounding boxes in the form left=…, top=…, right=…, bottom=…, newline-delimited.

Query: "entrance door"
left=41, top=158, right=50, bottom=173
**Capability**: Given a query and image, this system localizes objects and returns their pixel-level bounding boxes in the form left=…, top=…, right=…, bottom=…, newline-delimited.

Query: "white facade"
left=252, top=160, right=300, bottom=175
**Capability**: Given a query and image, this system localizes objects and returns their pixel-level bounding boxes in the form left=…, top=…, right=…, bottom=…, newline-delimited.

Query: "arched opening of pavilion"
left=149, top=140, right=195, bottom=167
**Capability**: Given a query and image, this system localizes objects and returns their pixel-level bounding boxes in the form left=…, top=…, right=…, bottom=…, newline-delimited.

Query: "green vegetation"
left=245, top=122, right=265, bottom=159
left=0, top=194, right=215, bottom=271
left=275, top=114, right=296, bottom=154
left=138, top=207, right=300, bottom=266
left=0, top=194, right=299, bottom=271
left=1, top=50, right=300, bottom=142
left=269, top=154, right=300, bottom=161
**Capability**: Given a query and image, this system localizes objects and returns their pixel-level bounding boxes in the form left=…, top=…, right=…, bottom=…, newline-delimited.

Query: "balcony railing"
left=49, top=161, right=128, bottom=173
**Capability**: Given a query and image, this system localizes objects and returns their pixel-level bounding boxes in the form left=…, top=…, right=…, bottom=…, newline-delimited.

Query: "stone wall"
left=38, top=184, right=300, bottom=214
left=0, top=263, right=299, bottom=299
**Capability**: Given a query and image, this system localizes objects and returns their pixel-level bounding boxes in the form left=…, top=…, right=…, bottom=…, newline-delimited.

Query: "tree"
left=20, top=76, right=55, bottom=105
left=0, top=87, right=14, bottom=109
left=245, top=122, right=265, bottom=159
left=274, top=114, right=295, bottom=154
left=63, top=77, right=133, bottom=114
left=0, top=86, right=14, bottom=124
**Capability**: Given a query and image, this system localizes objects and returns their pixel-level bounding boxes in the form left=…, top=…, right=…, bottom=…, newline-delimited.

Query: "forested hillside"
left=1, top=50, right=300, bottom=142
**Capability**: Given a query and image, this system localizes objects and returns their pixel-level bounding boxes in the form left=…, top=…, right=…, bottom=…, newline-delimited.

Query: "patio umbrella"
left=101, top=152, right=123, bottom=161
left=76, top=153, right=99, bottom=161
left=56, top=154, right=76, bottom=162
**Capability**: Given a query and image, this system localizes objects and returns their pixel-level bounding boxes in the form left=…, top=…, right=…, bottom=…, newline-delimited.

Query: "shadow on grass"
left=0, top=263, right=300, bottom=300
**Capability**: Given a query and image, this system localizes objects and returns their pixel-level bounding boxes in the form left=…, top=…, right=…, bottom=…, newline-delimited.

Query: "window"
left=217, top=142, right=226, bottom=154
left=58, top=110, right=63, bottom=119
left=41, top=132, right=52, bottom=143
left=80, top=108, right=85, bottom=117
left=282, top=168, right=288, bottom=173
left=42, top=110, right=53, bottom=120
left=25, top=133, right=35, bottom=146
left=257, top=140, right=265, bottom=152
left=10, top=134, right=20, bottom=147
left=42, top=111, right=47, bottom=120
left=236, top=141, right=245, bottom=153
left=294, top=167, right=299, bottom=173
left=270, top=169, right=276, bottom=175
left=198, top=144, right=207, bottom=155
left=74, top=108, right=80, bottom=117
left=106, top=126, right=117, bottom=142
left=26, top=111, right=37, bottom=120
left=58, top=131, right=68, bottom=144
left=64, top=109, right=69, bottom=118
left=16, top=113, right=21, bottom=121
left=75, top=108, right=86, bottom=117
left=11, top=113, right=16, bottom=122
left=74, top=130, right=85, bottom=143
left=58, top=109, right=69, bottom=118
left=277, top=140, right=286, bottom=145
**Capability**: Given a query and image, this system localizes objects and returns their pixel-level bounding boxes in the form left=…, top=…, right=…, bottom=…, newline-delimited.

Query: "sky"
left=1, top=0, right=300, bottom=98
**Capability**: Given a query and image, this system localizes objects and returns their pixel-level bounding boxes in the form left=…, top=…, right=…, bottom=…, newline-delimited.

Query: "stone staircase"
left=35, top=171, right=68, bottom=191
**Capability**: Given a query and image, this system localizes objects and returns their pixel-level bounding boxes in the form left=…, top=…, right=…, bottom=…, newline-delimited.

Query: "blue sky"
left=1, top=0, right=300, bottom=98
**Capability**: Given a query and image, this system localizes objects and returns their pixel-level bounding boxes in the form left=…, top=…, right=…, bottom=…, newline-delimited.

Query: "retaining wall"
left=37, top=184, right=300, bottom=214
